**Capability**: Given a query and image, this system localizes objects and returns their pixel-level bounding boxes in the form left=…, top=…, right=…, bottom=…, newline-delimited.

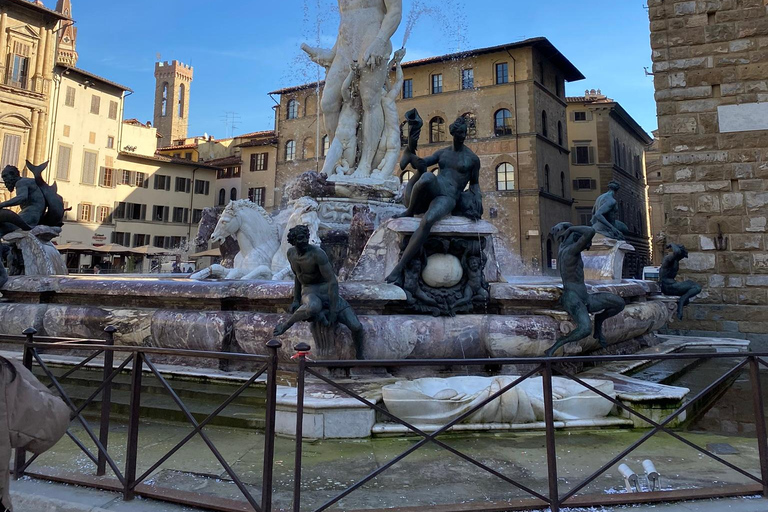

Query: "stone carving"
left=301, top=0, right=402, bottom=179
left=4, top=226, right=68, bottom=279
left=382, top=376, right=616, bottom=425
left=591, top=180, right=628, bottom=240
left=272, top=197, right=324, bottom=281
left=194, top=207, right=240, bottom=268
left=372, top=47, right=406, bottom=179
left=190, top=200, right=280, bottom=280
left=546, top=223, right=625, bottom=357
left=316, top=198, right=403, bottom=232
left=283, top=171, right=336, bottom=202
left=386, top=111, right=482, bottom=285
left=321, top=62, right=361, bottom=177
left=273, top=225, right=364, bottom=359
left=338, top=205, right=375, bottom=281
left=659, top=243, right=702, bottom=320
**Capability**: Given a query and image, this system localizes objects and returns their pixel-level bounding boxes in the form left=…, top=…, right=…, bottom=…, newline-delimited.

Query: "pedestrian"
left=0, top=356, right=70, bottom=511
left=93, top=265, right=101, bottom=275
left=172, top=262, right=181, bottom=273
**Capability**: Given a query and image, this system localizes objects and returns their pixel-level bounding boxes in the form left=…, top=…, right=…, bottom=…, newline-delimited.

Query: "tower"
left=153, top=60, right=193, bottom=147
left=55, top=0, right=78, bottom=66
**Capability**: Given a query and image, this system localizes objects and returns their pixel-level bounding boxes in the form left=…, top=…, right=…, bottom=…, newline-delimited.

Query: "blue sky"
left=60, top=0, right=656, bottom=138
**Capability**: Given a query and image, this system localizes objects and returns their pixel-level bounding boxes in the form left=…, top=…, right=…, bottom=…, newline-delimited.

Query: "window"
left=170, top=236, right=185, bottom=249
left=541, top=111, right=548, bottom=137
left=495, top=62, right=508, bottom=85
left=107, top=136, right=115, bottom=149
left=182, top=152, right=191, bottom=160
left=133, top=234, right=150, bottom=247
left=574, top=111, right=587, bottom=122
left=431, top=74, right=443, bottom=94
left=248, top=187, right=266, bottom=206
left=81, top=151, right=98, bottom=185
left=115, top=202, right=145, bottom=221
left=402, top=79, right=413, bottom=99
left=108, top=101, right=118, bottom=120
left=65, top=86, right=76, bottom=107
left=194, top=180, right=210, bottom=195
left=121, top=170, right=133, bottom=186
left=577, top=207, right=592, bottom=226
left=99, top=167, right=115, bottom=187
left=321, top=135, right=329, bottom=157
left=97, top=206, right=111, bottom=223
left=0, top=134, right=21, bottom=170
left=112, top=232, right=130, bottom=246
left=192, top=209, right=203, bottom=224
left=172, top=207, right=188, bottom=223
left=56, top=145, right=71, bottom=180
left=572, top=178, right=596, bottom=191
left=401, top=170, right=414, bottom=183
left=161, top=83, right=168, bottom=117
left=544, top=164, right=550, bottom=193
left=429, top=117, right=445, bottom=143
left=557, top=121, right=563, bottom=146
left=175, top=177, right=191, bottom=192
left=230, top=188, right=237, bottom=201
left=178, top=84, right=185, bottom=118
left=8, top=43, right=30, bottom=89
left=79, top=203, right=93, bottom=222
left=462, top=113, right=477, bottom=138
left=572, top=146, right=595, bottom=165
left=400, top=121, right=409, bottom=146
left=494, top=109, right=512, bottom=136
left=135, top=172, right=146, bottom=188
left=560, top=171, right=566, bottom=197
left=287, top=99, right=298, bottom=119
left=90, top=95, right=100, bottom=115
left=218, top=188, right=226, bottom=206
left=154, top=175, right=171, bottom=190
left=153, top=236, right=167, bottom=249
left=496, top=163, right=515, bottom=191
left=152, top=205, right=169, bottom=222
left=285, top=140, right=296, bottom=161
left=461, top=69, right=474, bottom=90
left=251, top=152, right=268, bottom=171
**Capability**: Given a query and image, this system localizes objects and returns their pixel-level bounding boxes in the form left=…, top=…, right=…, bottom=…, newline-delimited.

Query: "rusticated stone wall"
left=649, top=0, right=768, bottom=345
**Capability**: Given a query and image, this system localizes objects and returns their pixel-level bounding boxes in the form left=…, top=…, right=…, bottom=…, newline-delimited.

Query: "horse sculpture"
left=190, top=200, right=281, bottom=280
left=193, top=207, right=240, bottom=268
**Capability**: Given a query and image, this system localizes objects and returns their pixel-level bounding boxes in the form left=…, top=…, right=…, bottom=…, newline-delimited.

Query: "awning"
left=189, top=248, right=221, bottom=259
left=131, top=245, right=172, bottom=256
left=55, top=243, right=98, bottom=252
left=91, top=243, right=134, bottom=254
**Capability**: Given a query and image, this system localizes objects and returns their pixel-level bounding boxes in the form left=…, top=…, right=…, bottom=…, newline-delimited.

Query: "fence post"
left=261, top=339, right=282, bottom=512
left=542, top=361, right=560, bottom=512
left=292, top=342, right=310, bottom=512
left=124, top=351, right=143, bottom=500
left=14, top=328, right=36, bottom=480
left=749, top=356, right=768, bottom=497
left=97, top=326, right=117, bottom=476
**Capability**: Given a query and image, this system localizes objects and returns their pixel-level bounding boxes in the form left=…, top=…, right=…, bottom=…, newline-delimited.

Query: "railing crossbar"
left=70, top=355, right=134, bottom=419
left=46, top=349, right=104, bottom=389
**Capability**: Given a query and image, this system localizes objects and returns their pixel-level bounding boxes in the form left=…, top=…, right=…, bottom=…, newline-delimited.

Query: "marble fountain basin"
left=382, top=376, right=616, bottom=425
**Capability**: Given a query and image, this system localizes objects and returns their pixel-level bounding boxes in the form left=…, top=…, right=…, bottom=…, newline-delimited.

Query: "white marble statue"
left=382, top=376, right=616, bottom=425
left=321, top=63, right=361, bottom=177
left=372, top=47, right=406, bottom=179
left=302, top=0, right=402, bottom=179
left=271, top=197, right=325, bottom=280
left=190, top=200, right=280, bottom=281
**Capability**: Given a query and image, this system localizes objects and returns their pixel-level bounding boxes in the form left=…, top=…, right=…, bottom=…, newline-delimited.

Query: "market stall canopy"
left=55, top=242, right=98, bottom=252
left=189, top=248, right=222, bottom=259
left=91, top=243, right=133, bottom=254
left=131, top=245, right=171, bottom=256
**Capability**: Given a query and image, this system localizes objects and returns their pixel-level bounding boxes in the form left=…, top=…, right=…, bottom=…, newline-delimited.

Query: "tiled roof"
left=268, top=81, right=324, bottom=96
left=7, top=0, right=70, bottom=20
left=157, top=143, right=198, bottom=151
left=206, top=155, right=242, bottom=166
left=118, top=151, right=222, bottom=170
left=236, top=137, right=278, bottom=148
left=566, top=96, right=613, bottom=104
left=59, top=65, right=132, bottom=92
left=236, top=130, right=276, bottom=139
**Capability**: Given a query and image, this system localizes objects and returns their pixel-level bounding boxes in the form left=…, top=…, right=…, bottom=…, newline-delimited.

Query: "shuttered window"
left=0, top=134, right=22, bottom=170
left=56, top=145, right=71, bottom=180
left=90, top=95, right=100, bottom=115
left=65, top=86, right=76, bottom=107
left=81, top=151, right=98, bottom=184
left=108, top=101, right=118, bottom=120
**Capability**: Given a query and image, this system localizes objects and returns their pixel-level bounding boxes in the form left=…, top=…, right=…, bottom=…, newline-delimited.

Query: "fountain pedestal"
left=4, top=226, right=67, bottom=277
left=581, top=235, right=635, bottom=280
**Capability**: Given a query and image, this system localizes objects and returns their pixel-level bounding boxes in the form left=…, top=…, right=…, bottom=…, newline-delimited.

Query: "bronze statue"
left=591, top=180, right=628, bottom=240
left=386, top=110, right=482, bottom=284
left=545, top=223, right=625, bottom=357
left=0, top=162, right=65, bottom=232
left=660, top=243, right=702, bottom=320
left=273, top=225, right=364, bottom=359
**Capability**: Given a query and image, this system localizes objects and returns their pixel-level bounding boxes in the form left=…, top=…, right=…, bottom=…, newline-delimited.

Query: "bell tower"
left=55, top=0, right=78, bottom=66
left=153, top=60, right=193, bottom=147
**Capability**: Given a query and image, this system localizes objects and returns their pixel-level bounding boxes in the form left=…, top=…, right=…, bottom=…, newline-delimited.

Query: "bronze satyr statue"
left=591, top=180, right=628, bottom=240
left=660, top=243, right=702, bottom=320
left=386, top=110, right=482, bottom=284
left=545, top=223, right=625, bottom=357
left=273, top=224, right=364, bottom=359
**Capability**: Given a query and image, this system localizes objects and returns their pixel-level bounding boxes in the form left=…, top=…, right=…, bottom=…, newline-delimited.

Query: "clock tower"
left=55, top=0, right=78, bottom=66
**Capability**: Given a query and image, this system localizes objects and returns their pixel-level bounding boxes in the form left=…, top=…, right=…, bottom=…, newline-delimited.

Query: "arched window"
left=285, top=140, right=296, bottom=161
left=541, top=111, right=548, bottom=137
left=161, top=82, right=168, bottom=117
left=557, top=121, right=563, bottom=146
left=321, top=135, right=329, bottom=157
left=401, top=170, right=415, bottom=183
left=304, top=94, right=317, bottom=117
left=178, top=83, right=185, bottom=118
left=494, top=109, right=512, bottom=136
left=496, top=163, right=515, bottom=191
left=217, top=188, right=226, bottom=206
left=462, top=112, right=477, bottom=137
left=544, top=164, right=550, bottom=192
left=287, top=99, right=298, bottom=120
left=429, top=116, right=445, bottom=143
left=560, top=171, right=566, bottom=197
left=230, top=188, right=237, bottom=201
left=546, top=239, right=553, bottom=269
left=302, top=137, right=314, bottom=159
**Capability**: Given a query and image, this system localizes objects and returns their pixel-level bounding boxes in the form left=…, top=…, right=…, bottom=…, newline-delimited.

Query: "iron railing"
left=6, top=330, right=768, bottom=512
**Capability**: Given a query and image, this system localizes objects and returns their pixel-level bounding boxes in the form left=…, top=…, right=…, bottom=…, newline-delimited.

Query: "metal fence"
left=8, top=330, right=768, bottom=512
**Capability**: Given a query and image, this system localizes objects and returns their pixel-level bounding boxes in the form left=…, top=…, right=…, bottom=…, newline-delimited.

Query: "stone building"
left=0, top=0, right=68, bottom=195
left=269, top=38, right=585, bottom=271
left=153, top=60, right=193, bottom=148
left=645, top=130, right=664, bottom=264
left=649, top=0, right=768, bottom=342
left=566, top=89, right=653, bottom=277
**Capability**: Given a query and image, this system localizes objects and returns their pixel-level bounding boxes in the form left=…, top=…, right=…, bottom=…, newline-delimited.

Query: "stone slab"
left=718, top=102, right=768, bottom=133
left=386, top=216, right=498, bottom=236
left=582, top=235, right=635, bottom=280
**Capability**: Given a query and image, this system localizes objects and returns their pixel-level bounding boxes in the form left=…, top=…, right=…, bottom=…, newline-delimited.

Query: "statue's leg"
left=274, top=295, right=322, bottom=336
left=355, top=65, right=388, bottom=176
left=545, top=296, right=590, bottom=357
left=386, top=195, right=455, bottom=284
left=320, top=138, right=344, bottom=176
left=320, top=61, right=347, bottom=142
left=588, top=292, right=626, bottom=347
left=338, top=308, right=365, bottom=360
left=394, top=171, right=435, bottom=219
left=678, top=281, right=702, bottom=319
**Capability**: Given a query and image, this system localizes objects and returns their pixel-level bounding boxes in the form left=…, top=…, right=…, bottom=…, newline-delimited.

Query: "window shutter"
left=154, top=175, right=159, bottom=189
left=205, top=181, right=210, bottom=195
left=264, top=152, right=269, bottom=169
left=186, top=178, right=191, bottom=193
left=140, top=204, right=147, bottom=220
left=184, top=209, right=189, bottom=223
left=586, top=111, right=593, bottom=121
left=570, top=112, right=575, bottom=122
left=77, top=203, right=83, bottom=221
left=571, top=149, right=577, bottom=164
left=164, top=207, right=169, bottom=222
left=114, top=169, right=122, bottom=188
left=165, top=177, right=170, bottom=191
left=590, top=179, right=597, bottom=190
left=588, top=147, right=595, bottom=164
left=572, top=180, right=579, bottom=190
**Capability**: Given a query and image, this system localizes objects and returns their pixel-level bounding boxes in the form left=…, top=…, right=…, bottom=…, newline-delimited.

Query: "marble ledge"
left=371, top=416, right=634, bottom=435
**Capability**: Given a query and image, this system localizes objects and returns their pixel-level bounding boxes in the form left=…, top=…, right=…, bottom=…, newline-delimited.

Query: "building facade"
left=566, top=90, right=653, bottom=277
left=649, top=0, right=768, bottom=343
left=269, top=38, right=585, bottom=272
left=646, top=130, right=664, bottom=264
left=153, top=60, right=193, bottom=148
left=0, top=0, right=67, bottom=199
